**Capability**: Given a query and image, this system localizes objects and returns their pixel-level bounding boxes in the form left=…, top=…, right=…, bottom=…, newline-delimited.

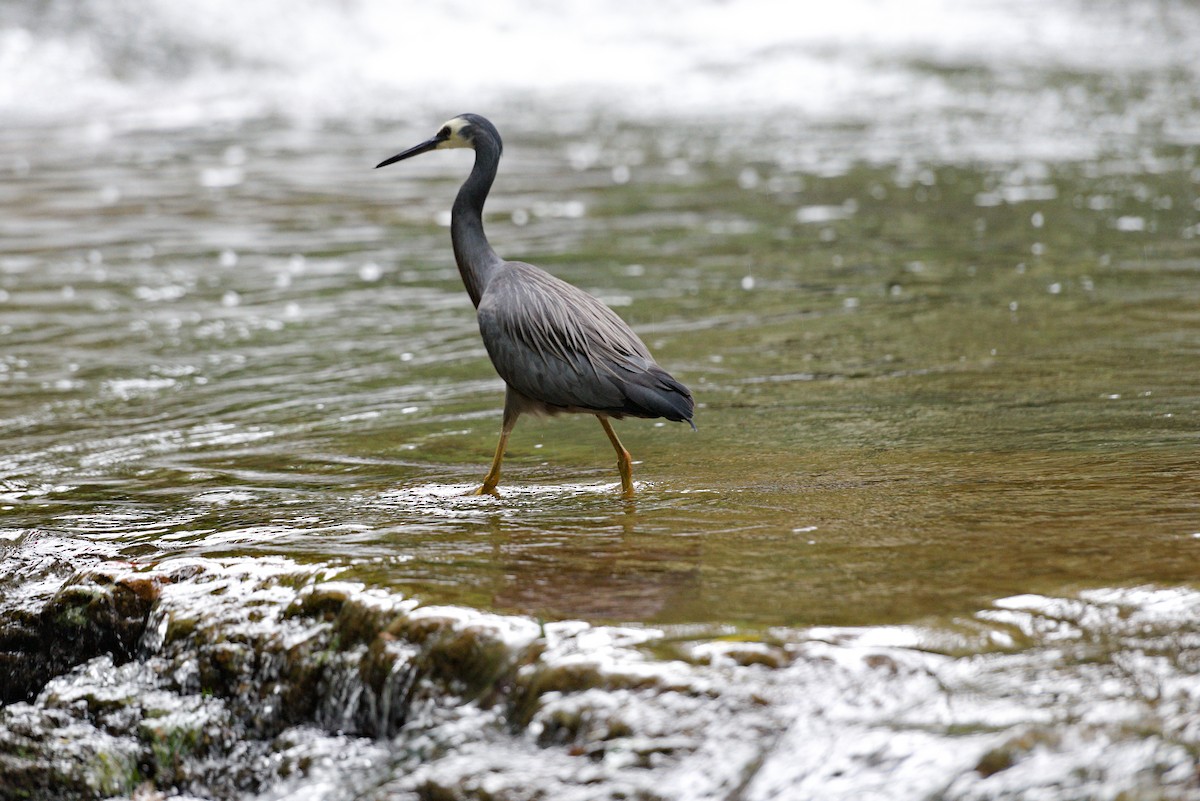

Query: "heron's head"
left=376, top=114, right=502, bottom=169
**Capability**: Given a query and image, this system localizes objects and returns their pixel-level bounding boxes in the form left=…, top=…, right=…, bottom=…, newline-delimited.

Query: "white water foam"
left=3, top=0, right=1199, bottom=135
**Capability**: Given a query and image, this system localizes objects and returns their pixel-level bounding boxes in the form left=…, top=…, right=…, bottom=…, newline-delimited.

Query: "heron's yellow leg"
left=470, top=409, right=519, bottom=496
left=597, top=416, right=634, bottom=496
left=470, top=431, right=509, bottom=496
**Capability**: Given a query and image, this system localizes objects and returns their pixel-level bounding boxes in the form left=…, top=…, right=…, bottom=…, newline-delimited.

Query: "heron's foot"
left=617, top=453, right=635, bottom=497
left=466, top=483, right=500, bottom=497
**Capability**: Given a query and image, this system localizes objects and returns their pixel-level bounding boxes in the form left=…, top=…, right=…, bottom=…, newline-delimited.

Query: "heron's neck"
left=451, top=138, right=503, bottom=308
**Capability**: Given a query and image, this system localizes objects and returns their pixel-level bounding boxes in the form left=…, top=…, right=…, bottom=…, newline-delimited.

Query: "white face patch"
left=435, top=116, right=473, bottom=150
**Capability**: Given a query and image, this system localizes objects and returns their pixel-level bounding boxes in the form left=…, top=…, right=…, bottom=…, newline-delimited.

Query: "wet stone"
left=1, top=535, right=1199, bottom=800
left=0, top=704, right=143, bottom=801
left=0, top=567, right=160, bottom=704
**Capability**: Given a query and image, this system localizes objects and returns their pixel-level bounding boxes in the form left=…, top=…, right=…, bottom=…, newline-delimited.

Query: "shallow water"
left=3, top=1, right=1200, bottom=798
left=4, top=121, right=1198, bottom=632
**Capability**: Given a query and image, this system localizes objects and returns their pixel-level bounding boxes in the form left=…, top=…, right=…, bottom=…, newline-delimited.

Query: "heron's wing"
left=477, top=263, right=693, bottom=421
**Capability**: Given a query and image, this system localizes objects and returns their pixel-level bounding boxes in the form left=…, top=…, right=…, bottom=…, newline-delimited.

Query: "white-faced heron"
left=376, top=114, right=694, bottom=496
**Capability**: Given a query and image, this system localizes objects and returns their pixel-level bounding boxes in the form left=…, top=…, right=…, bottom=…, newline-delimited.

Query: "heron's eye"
left=438, top=126, right=451, bottom=139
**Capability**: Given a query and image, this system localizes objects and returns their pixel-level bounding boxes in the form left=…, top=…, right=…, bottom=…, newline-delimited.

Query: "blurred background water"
left=2, top=1, right=1200, bottom=798
left=4, top=0, right=1200, bottom=146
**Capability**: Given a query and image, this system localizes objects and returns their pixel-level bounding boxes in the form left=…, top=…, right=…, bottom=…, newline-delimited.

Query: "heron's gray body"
left=376, top=113, right=692, bottom=494
left=479, top=261, right=693, bottom=422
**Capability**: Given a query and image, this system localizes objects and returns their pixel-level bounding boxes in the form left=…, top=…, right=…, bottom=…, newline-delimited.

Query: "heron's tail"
left=618, top=364, right=695, bottom=427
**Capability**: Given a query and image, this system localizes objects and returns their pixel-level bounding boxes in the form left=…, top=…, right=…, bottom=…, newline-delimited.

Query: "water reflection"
left=354, top=482, right=699, bottom=622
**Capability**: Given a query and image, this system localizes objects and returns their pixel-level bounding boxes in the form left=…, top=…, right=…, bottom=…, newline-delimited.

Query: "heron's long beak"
left=375, top=134, right=444, bottom=169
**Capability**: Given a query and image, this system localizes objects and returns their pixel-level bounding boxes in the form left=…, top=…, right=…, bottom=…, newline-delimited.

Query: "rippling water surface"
left=4, top=118, right=1197, bottom=630
left=2, top=1, right=1200, bottom=798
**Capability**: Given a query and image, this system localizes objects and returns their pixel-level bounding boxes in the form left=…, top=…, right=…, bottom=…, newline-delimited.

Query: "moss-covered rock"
left=0, top=570, right=162, bottom=704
